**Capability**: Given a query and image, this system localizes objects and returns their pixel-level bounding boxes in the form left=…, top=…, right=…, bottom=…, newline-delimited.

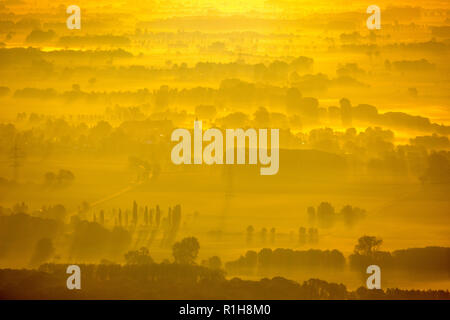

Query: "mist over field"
left=0, top=0, right=449, bottom=299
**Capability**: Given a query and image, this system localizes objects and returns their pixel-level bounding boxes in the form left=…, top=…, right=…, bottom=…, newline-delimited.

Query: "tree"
left=246, top=225, right=254, bottom=245
left=124, top=247, right=153, bottom=265
left=44, top=171, right=56, bottom=186
left=9, top=139, right=25, bottom=182
left=340, top=205, right=366, bottom=228
left=307, top=206, right=316, bottom=226
left=206, top=256, right=222, bottom=270
left=258, top=248, right=273, bottom=271
left=172, top=237, right=200, bottom=264
left=317, top=202, right=335, bottom=228
left=132, top=200, right=138, bottom=225
left=44, top=169, right=75, bottom=188
left=354, top=236, right=383, bottom=256
left=340, top=98, right=352, bottom=127
left=270, top=227, right=276, bottom=244
left=245, top=250, right=258, bottom=270
left=260, top=227, right=267, bottom=244
left=12, top=202, right=28, bottom=214
left=254, top=107, right=270, bottom=127
left=421, top=152, right=450, bottom=184
left=298, top=227, right=306, bottom=245
left=40, top=204, right=66, bottom=221
left=57, top=169, right=75, bottom=186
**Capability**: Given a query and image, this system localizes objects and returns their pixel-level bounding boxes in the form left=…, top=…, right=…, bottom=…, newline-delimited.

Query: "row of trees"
left=121, top=237, right=201, bottom=266
left=349, top=236, right=450, bottom=273
left=1, top=266, right=448, bottom=299
left=225, top=248, right=346, bottom=275
left=245, top=226, right=319, bottom=246
left=91, top=201, right=181, bottom=230
left=225, top=236, right=450, bottom=276
left=307, top=202, right=366, bottom=229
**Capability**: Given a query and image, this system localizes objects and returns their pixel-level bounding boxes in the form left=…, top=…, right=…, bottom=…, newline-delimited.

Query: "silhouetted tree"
left=340, top=205, right=365, bottom=228
left=155, top=205, right=161, bottom=227
left=202, top=256, right=222, bottom=270
left=124, top=247, right=153, bottom=265
left=99, top=210, right=105, bottom=225
left=172, top=237, right=200, bottom=264
left=260, top=227, right=267, bottom=244
left=132, top=200, right=138, bottom=226
left=12, top=202, right=28, bottom=214
left=270, top=227, right=276, bottom=244
left=307, top=206, right=316, bottom=226
left=246, top=225, right=254, bottom=245
left=340, top=98, right=352, bottom=127
left=298, top=227, right=307, bottom=245
left=317, top=202, right=335, bottom=228
left=420, top=152, right=450, bottom=184
left=354, top=235, right=383, bottom=256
